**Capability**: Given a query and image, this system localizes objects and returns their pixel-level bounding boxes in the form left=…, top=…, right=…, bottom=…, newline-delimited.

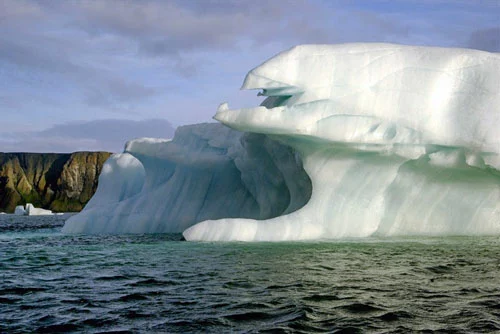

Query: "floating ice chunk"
left=14, top=205, right=26, bottom=216
left=24, top=203, right=53, bottom=216
left=14, top=204, right=54, bottom=216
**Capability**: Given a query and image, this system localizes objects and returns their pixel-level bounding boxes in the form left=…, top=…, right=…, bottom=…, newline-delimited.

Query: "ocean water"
left=1, top=215, right=500, bottom=333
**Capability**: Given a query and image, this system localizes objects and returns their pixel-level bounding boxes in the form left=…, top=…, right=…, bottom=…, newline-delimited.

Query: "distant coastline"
left=0, top=152, right=111, bottom=213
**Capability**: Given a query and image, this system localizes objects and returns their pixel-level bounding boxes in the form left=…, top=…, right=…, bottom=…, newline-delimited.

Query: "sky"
left=1, top=0, right=499, bottom=153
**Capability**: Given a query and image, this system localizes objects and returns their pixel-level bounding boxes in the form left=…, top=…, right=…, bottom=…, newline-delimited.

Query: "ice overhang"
left=242, top=71, right=302, bottom=93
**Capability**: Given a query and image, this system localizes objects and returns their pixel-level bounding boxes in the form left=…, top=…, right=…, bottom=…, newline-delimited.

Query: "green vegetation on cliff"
left=0, top=152, right=111, bottom=212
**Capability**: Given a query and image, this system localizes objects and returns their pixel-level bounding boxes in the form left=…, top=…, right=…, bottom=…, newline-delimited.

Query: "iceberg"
left=14, top=205, right=26, bottom=215
left=64, top=43, right=500, bottom=241
left=25, top=203, right=54, bottom=216
left=14, top=203, right=54, bottom=216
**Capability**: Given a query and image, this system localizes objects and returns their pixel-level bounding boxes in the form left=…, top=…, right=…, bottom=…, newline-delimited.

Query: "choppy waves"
left=1, top=216, right=500, bottom=333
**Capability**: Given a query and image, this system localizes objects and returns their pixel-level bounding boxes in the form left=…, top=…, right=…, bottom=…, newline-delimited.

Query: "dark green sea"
left=1, top=214, right=499, bottom=333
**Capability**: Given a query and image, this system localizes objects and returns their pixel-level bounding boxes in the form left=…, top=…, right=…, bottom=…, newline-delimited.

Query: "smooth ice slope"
left=184, top=43, right=500, bottom=241
left=62, top=124, right=311, bottom=234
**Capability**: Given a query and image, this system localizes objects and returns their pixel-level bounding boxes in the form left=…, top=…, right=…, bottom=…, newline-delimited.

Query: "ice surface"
left=14, top=205, right=26, bottom=215
left=62, top=124, right=310, bottom=234
left=63, top=43, right=500, bottom=240
left=184, top=43, right=500, bottom=241
left=214, top=44, right=500, bottom=157
left=25, top=203, right=54, bottom=216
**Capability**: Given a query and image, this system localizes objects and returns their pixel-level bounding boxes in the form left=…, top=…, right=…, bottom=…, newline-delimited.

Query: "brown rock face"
left=0, top=152, right=111, bottom=213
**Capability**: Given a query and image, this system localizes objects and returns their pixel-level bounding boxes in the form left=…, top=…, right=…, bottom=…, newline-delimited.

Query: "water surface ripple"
left=1, top=216, right=500, bottom=333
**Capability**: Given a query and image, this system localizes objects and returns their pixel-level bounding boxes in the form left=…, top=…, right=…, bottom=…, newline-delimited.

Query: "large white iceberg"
left=64, top=43, right=500, bottom=241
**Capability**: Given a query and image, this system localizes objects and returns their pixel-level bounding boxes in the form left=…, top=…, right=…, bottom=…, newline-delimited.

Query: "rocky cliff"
left=0, top=152, right=111, bottom=213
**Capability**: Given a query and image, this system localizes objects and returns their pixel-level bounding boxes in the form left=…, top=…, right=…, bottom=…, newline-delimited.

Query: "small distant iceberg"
left=14, top=203, right=55, bottom=216
left=14, top=206, right=26, bottom=215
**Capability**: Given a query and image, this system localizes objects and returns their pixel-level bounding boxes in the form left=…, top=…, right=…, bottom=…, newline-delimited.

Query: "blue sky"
left=1, top=0, right=499, bottom=152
